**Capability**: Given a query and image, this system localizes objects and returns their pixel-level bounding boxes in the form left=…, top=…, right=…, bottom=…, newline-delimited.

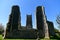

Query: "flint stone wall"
left=5, top=29, right=44, bottom=39
left=5, top=29, right=37, bottom=39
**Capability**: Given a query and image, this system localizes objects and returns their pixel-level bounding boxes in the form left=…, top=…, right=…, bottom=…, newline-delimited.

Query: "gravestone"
left=26, top=15, right=33, bottom=29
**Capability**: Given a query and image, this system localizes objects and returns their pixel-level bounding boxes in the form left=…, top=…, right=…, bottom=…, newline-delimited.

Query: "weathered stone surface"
left=41, top=6, right=49, bottom=38
left=11, top=5, right=21, bottom=30
left=36, top=6, right=45, bottom=38
left=36, top=6, right=44, bottom=30
left=5, top=5, right=21, bottom=38
left=47, top=21, right=55, bottom=36
left=26, top=15, right=33, bottom=29
left=5, top=29, right=37, bottom=39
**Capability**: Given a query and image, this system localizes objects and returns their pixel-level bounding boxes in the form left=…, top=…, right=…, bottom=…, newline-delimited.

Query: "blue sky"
left=0, top=0, right=60, bottom=29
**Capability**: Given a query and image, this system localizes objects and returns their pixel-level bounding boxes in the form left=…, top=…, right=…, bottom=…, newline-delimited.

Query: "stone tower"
left=6, top=5, right=21, bottom=32
left=36, top=6, right=45, bottom=38
left=26, top=15, right=33, bottom=29
left=42, top=6, right=49, bottom=38
left=36, top=6, right=49, bottom=38
left=36, top=6, right=44, bottom=30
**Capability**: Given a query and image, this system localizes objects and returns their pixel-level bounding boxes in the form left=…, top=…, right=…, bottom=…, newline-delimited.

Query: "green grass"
left=0, top=34, right=3, bottom=40
left=3, top=38, right=60, bottom=40
left=4, top=39, right=36, bottom=40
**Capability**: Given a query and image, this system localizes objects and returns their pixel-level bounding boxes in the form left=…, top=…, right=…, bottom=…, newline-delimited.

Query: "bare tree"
left=56, top=14, right=60, bottom=31
left=0, top=23, right=4, bottom=34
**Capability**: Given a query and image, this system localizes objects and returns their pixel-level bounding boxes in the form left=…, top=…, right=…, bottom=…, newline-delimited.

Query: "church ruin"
left=4, top=5, right=55, bottom=39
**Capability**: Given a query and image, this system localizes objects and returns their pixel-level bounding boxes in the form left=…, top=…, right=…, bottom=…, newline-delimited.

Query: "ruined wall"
left=36, top=6, right=47, bottom=38
left=47, top=21, right=55, bottom=36
left=6, top=5, right=21, bottom=32
left=5, top=5, right=21, bottom=38
left=5, top=29, right=37, bottom=39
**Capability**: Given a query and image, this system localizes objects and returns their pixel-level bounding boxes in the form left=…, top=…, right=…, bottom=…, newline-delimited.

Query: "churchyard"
left=0, top=5, right=60, bottom=40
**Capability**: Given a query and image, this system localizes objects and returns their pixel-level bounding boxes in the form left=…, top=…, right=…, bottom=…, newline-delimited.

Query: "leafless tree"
left=0, top=23, right=4, bottom=34
left=56, top=14, right=60, bottom=31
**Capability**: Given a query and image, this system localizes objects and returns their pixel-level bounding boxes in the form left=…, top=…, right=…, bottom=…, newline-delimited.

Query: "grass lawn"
left=4, top=39, right=36, bottom=40
left=2, top=38, right=60, bottom=40
left=0, top=34, right=3, bottom=40
left=3, top=38, right=60, bottom=40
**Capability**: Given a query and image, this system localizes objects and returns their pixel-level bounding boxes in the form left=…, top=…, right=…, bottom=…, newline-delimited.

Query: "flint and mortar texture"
left=26, top=15, right=33, bottom=29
